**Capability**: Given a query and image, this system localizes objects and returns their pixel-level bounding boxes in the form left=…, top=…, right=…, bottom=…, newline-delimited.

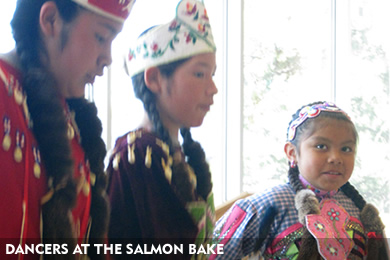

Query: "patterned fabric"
left=107, top=129, right=215, bottom=259
left=287, top=102, right=350, bottom=141
left=126, top=0, right=216, bottom=77
left=0, top=59, right=92, bottom=258
left=212, top=183, right=364, bottom=260
left=71, top=0, right=135, bottom=23
left=305, top=199, right=354, bottom=259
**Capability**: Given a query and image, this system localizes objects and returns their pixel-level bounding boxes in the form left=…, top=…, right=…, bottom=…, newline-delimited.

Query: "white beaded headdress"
left=126, top=0, right=216, bottom=77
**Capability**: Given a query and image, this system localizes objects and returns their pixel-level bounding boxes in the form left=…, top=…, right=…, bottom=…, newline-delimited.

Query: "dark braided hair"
left=11, top=1, right=107, bottom=258
left=131, top=58, right=213, bottom=204
left=180, top=128, right=213, bottom=201
left=67, top=98, right=108, bottom=259
left=287, top=101, right=388, bottom=259
left=287, top=166, right=321, bottom=260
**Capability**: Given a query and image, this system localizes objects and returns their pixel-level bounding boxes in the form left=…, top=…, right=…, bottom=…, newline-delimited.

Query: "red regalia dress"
left=0, top=58, right=92, bottom=259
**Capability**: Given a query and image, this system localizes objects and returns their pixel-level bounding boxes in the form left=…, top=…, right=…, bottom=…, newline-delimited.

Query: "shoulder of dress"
left=247, top=183, right=294, bottom=203
left=109, top=129, right=172, bottom=172
left=0, top=58, right=20, bottom=80
left=113, top=129, right=168, bottom=154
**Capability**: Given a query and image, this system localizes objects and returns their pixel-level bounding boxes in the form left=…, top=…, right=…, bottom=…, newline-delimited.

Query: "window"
left=242, top=0, right=390, bottom=234
left=0, top=1, right=16, bottom=53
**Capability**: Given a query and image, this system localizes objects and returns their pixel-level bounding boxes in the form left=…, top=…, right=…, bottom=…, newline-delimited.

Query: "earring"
left=290, top=160, right=297, bottom=168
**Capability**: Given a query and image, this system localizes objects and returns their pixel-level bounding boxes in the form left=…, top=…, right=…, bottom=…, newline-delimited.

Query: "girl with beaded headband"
left=0, top=0, right=133, bottom=259
left=212, top=101, right=389, bottom=260
left=106, top=0, right=217, bottom=258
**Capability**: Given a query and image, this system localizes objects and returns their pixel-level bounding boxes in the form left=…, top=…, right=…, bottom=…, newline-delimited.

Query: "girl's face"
left=293, top=118, right=357, bottom=191
left=157, top=52, right=217, bottom=131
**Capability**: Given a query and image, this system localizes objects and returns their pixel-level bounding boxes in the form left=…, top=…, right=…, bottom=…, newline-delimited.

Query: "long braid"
left=67, top=98, right=108, bottom=259
left=341, top=182, right=366, bottom=210
left=287, top=166, right=302, bottom=193
left=10, top=0, right=80, bottom=257
left=341, top=182, right=388, bottom=259
left=132, top=73, right=195, bottom=204
left=132, top=73, right=171, bottom=146
left=287, top=165, right=321, bottom=260
left=180, top=128, right=213, bottom=201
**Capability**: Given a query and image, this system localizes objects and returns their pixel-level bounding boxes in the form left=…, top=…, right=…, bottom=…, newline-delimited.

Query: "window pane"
left=0, top=1, right=16, bottom=53
left=243, top=0, right=333, bottom=189
left=336, top=0, right=390, bottom=234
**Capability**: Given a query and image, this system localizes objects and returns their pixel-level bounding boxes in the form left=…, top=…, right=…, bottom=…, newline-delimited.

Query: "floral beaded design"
left=326, top=244, right=339, bottom=257
left=314, top=221, right=325, bottom=232
left=305, top=199, right=354, bottom=259
left=126, top=0, right=216, bottom=77
left=328, top=208, right=340, bottom=222
left=263, top=215, right=367, bottom=260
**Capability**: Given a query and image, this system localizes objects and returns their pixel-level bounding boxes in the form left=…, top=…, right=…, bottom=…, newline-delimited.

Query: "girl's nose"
left=328, top=150, right=342, bottom=164
left=207, top=80, right=218, bottom=95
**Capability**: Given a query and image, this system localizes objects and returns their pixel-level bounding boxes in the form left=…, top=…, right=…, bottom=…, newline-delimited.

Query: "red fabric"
left=68, top=119, right=92, bottom=246
left=209, top=205, right=247, bottom=260
left=87, top=0, right=133, bottom=20
left=0, top=59, right=91, bottom=258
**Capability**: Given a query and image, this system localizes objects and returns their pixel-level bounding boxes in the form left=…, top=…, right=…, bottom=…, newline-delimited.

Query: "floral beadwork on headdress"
left=126, top=0, right=216, bottom=77
left=287, top=102, right=350, bottom=141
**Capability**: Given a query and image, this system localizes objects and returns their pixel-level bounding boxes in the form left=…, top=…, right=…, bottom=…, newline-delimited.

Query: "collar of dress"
left=299, top=174, right=338, bottom=198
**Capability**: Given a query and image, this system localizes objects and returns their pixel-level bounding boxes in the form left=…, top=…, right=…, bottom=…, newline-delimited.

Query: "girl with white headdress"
left=106, top=0, right=217, bottom=258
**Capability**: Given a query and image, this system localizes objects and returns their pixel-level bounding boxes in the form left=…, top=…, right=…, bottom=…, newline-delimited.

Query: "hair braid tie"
left=288, top=166, right=322, bottom=260
left=341, top=182, right=388, bottom=260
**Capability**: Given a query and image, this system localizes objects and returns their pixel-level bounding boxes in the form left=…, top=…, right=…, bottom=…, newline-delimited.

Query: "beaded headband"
left=126, top=0, right=216, bottom=77
left=287, top=102, right=350, bottom=141
left=71, top=0, right=135, bottom=23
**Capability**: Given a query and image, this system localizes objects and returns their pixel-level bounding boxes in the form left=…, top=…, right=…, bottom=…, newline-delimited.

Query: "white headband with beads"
left=287, top=102, right=350, bottom=142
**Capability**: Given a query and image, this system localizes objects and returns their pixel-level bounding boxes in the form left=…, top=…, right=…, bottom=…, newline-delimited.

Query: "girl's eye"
left=342, top=146, right=353, bottom=152
left=316, top=144, right=327, bottom=150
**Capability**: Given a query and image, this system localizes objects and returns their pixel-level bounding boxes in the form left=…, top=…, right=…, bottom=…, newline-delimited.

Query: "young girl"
left=212, top=101, right=388, bottom=260
left=106, top=0, right=217, bottom=258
